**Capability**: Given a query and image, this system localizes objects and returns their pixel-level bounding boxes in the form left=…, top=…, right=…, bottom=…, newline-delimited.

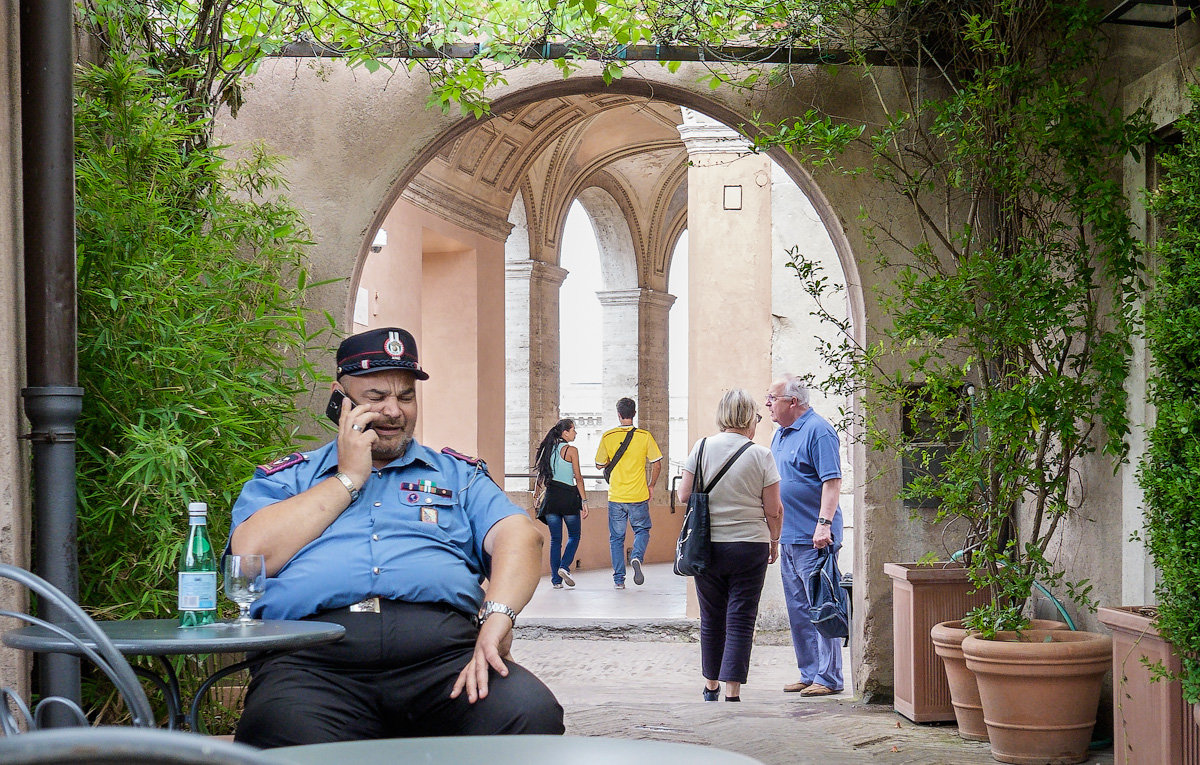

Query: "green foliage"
left=1141, top=84, right=1200, bottom=705
left=754, top=1, right=1150, bottom=636
left=73, top=53, right=325, bottom=722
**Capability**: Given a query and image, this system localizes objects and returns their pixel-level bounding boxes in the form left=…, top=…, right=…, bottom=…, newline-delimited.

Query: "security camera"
left=370, top=228, right=388, bottom=253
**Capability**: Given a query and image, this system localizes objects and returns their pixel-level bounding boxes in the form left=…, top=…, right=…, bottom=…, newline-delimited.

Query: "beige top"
left=684, top=431, right=781, bottom=543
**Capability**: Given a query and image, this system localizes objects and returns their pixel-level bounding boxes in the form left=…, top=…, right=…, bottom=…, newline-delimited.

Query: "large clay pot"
left=884, top=562, right=989, bottom=722
left=963, top=630, right=1111, bottom=764
left=931, top=619, right=1067, bottom=742
left=1097, top=605, right=1200, bottom=764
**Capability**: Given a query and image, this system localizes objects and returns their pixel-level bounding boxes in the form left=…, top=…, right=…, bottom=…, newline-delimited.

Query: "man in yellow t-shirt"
left=594, top=397, right=662, bottom=589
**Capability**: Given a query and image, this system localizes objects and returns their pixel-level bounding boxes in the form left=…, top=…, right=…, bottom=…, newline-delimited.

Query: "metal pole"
left=20, top=0, right=82, bottom=724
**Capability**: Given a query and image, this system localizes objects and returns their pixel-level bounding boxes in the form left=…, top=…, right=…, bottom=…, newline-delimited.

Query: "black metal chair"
left=0, top=562, right=155, bottom=732
left=0, top=726, right=278, bottom=764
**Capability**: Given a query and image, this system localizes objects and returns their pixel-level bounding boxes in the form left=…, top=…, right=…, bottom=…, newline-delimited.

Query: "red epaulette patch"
left=441, top=447, right=484, bottom=467
left=258, top=452, right=307, bottom=475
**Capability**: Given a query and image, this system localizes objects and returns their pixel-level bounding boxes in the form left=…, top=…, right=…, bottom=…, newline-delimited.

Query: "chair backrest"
left=0, top=726, right=278, bottom=764
left=0, top=562, right=155, bottom=731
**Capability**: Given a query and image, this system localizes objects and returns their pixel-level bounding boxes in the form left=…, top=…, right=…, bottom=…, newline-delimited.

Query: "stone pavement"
left=515, top=562, right=1115, bottom=765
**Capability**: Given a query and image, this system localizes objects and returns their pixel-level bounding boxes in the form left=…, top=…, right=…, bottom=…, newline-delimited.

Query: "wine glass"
left=224, top=554, right=266, bottom=625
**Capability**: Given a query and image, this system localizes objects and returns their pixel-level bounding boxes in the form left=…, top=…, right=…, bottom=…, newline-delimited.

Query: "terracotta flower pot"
left=884, top=562, right=989, bottom=722
left=931, top=619, right=1067, bottom=742
left=962, top=630, right=1111, bottom=765
left=1097, top=605, right=1200, bottom=764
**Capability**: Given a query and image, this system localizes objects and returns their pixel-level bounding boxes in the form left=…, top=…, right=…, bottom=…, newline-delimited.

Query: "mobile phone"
left=325, top=388, right=371, bottom=429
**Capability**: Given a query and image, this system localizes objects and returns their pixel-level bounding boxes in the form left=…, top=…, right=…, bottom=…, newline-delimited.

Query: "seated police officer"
left=228, top=327, right=564, bottom=748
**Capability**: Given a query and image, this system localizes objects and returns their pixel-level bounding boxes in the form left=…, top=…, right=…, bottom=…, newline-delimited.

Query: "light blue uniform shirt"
left=771, top=408, right=843, bottom=546
left=229, top=439, right=522, bottom=620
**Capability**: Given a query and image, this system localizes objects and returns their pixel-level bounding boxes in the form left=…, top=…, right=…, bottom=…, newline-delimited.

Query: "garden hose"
left=948, top=550, right=1077, bottom=630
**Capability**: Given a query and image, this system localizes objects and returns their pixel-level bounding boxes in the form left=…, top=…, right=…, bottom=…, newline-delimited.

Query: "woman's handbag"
left=673, top=438, right=755, bottom=577
left=533, top=483, right=549, bottom=524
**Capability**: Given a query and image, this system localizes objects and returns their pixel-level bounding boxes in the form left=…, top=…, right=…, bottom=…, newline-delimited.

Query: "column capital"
left=505, top=259, right=569, bottom=287
left=677, top=108, right=753, bottom=156
left=595, top=288, right=677, bottom=310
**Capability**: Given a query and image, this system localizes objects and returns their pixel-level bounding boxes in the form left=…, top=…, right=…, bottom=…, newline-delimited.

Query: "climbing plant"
left=743, top=1, right=1153, bottom=634
left=1141, top=83, right=1200, bottom=705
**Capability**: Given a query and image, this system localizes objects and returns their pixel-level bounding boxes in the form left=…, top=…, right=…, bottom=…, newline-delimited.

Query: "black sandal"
left=725, top=696, right=741, bottom=702
left=703, top=686, right=720, bottom=702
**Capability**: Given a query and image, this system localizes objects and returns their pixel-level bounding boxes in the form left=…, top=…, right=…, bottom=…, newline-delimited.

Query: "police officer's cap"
left=336, top=327, right=429, bottom=380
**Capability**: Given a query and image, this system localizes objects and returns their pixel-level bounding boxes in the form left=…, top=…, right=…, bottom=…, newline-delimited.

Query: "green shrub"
left=72, top=53, right=327, bottom=723
left=1142, top=84, right=1200, bottom=705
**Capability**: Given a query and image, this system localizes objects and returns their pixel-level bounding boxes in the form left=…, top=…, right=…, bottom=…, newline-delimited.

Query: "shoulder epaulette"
left=258, top=451, right=307, bottom=475
left=441, top=446, right=486, bottom=467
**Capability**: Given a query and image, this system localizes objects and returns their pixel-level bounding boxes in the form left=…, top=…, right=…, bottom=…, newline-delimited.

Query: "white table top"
left=263, top=734, right=763, bottom=765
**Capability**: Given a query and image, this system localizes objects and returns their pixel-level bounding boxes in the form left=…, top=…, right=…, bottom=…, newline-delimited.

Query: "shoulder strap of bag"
left=698, top=440, right=755, bottom=493
left=692, top=438, right=707, bottom=488
left=605, top=428, right=638, bottom=478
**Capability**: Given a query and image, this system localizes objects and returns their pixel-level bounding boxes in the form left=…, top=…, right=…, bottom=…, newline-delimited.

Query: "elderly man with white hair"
left=766, top=374, right=844, bottom=697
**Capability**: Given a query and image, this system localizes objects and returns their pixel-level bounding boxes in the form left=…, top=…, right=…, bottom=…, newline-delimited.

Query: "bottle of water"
left=178, top=502, right=217, bottom=627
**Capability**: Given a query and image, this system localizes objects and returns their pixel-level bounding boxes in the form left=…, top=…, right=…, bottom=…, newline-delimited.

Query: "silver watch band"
left=334, top=471, right=360, bottom=503
left=475, top=600, right=517, bottom=628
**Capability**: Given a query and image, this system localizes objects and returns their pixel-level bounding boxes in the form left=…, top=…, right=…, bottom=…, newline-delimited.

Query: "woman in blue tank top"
left=533, top=419, right=590, bottom=587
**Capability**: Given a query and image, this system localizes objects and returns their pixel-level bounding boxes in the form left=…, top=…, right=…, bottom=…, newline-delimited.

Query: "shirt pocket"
left=397, top=490, right=457, bottom=532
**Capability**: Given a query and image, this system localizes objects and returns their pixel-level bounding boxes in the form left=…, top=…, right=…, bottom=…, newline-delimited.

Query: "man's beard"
left=371, top=432, right=413, bottom=462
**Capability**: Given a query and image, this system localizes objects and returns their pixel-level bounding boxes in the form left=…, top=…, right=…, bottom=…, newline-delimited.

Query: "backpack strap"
left=603, top=428, right=638, bottom=481
left=698, top=440, right=755, bottom=493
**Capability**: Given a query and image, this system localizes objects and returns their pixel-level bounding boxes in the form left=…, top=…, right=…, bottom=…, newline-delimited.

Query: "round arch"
left=355, top=75, right=865, bottom=347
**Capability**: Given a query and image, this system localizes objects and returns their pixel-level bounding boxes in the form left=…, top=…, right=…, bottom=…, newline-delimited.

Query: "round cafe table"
left=262, top=734, right=763, bottom=765
left=3, top=618, right=344, bottom=732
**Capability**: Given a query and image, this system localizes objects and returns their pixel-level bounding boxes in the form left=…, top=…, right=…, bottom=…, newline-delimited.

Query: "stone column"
left=678, top=110, right=773, bottom=448
left=637, top=289, right=676, bottom=489
left=678, top=111, right=774, bottom=620
left=596, top=289, right=642, bottom=421
left=505, top=259, right=568, bottom=489
left=596, top=288, right=675, bottom=490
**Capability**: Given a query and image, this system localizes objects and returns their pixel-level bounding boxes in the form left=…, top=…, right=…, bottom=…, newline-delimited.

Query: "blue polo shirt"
left=229, top=439, right=522, bottom=620
left=771, top=408, right=843, bottom=545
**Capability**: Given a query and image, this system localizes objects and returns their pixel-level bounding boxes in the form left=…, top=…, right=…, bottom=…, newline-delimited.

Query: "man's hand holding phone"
left=328, top=386, right=375, bottom=489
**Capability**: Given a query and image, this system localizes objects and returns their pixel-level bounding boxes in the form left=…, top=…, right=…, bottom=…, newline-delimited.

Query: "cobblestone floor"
left=515, top=562, right=1115, bottom=765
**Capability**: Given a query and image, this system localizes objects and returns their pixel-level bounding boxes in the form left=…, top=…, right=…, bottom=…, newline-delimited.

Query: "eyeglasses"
left=765, top=394, right=794, bottom=405
left=755, top=413, right=762, bottom=423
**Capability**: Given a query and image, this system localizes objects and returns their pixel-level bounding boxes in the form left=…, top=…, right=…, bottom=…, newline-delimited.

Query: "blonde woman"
left=678, top=389, right=783, bottom=701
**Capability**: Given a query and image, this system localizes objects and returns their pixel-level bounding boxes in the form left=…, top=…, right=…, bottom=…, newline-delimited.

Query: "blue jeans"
left=607, top=501, right=651, bottom=584
left=780, top=542, right=844, bottom=690
left=544, top=513, right=582, bottom=584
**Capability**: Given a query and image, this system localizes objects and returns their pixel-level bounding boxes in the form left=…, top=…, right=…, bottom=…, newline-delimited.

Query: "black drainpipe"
left=20, top=0, right=83, bottom=724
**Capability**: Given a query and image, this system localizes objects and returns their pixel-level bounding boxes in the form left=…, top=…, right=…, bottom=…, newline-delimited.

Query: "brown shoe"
left=783, top=681, right=811, bottom=693
left=799, top=683, right=839, bottom=697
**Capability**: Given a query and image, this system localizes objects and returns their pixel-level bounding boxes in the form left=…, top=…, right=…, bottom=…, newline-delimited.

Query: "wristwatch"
left=816, top=517, right=833, bottom=526
left=475, top=600, right=518, bottom=628
left=334, top=471, right=360, bottom=503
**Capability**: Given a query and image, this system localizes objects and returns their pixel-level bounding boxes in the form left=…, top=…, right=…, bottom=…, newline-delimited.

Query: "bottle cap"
left=188, top=502, right=208, bottom=516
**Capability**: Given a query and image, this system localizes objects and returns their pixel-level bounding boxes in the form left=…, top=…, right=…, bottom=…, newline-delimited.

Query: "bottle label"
left=178, top=572, right=217, bottom=610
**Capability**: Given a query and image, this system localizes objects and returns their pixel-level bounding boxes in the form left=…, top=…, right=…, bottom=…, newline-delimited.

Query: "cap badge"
left=384, top=331, right=405, bottom=359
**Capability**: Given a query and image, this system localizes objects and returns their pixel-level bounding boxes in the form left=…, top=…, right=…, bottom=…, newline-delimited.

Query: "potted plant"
left=931, top=616, right=1068, bottom=742
left=1096, top=606, right=1200, bottom=763
left=750, top=2, right=1148, bottom=759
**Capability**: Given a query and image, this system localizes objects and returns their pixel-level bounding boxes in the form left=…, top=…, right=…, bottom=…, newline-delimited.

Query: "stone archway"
left=219, top=59, right=923, bottom=698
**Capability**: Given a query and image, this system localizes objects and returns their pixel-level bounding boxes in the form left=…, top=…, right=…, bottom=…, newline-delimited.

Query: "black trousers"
left=694, top=541, right=769, bottom=684
left=234, top=600, right=564, bottom=748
